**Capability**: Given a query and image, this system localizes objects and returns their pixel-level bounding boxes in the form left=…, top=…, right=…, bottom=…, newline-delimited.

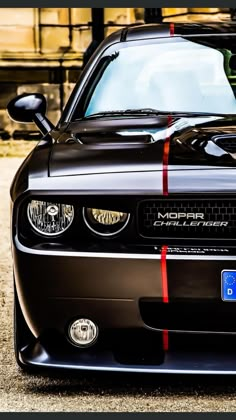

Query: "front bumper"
left=13, top=237, right=236, bottom=373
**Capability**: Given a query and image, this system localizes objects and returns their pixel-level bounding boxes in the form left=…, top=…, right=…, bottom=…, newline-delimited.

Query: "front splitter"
left=19, top=341, right=236, bottom=374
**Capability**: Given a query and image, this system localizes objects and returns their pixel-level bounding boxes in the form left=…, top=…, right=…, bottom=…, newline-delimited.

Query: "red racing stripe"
left=162, top=329, right=169, bottom=352
left=170, top=23, right=175, bottom=36
left=161, top=245, right=169, bottom=303
left=162, top=23, right=174, bottom=195
left=160, top=21, right=173, bottom=351
left=161, top=245, right=169, bottom=351
left=162, top=115, right=172, bottom=196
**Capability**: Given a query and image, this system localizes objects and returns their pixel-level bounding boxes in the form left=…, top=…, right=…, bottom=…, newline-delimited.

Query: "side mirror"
left=7, top=93, right=54, bottom=137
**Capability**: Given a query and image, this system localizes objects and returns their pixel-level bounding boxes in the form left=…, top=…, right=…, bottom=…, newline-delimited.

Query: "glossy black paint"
left=7, top=93, right=54, bottom=136
left=48, top=117, right=236, bottom=178
left=8, top=93, right=46, bottom=123
left=9, top=23, right=236, bottom=373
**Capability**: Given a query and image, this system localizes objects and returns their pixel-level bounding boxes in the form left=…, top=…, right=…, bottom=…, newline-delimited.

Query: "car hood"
left=49, top=116, right=236, bottom=177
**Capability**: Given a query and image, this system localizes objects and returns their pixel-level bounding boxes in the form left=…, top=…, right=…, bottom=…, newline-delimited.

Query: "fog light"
left=68, top=319, right=98, bottom=347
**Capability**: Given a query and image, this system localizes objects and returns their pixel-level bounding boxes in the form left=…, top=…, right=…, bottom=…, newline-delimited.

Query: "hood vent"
left=75, top=134, right=154, bottom=145
left=213, top=135, right=236, bottom=153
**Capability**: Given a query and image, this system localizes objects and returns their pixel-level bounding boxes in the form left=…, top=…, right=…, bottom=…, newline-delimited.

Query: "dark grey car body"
left=9, top=22, right=236, bottom=373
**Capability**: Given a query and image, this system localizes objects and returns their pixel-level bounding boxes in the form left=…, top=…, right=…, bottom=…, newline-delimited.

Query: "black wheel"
left=13, top=281, right=35, bottom=372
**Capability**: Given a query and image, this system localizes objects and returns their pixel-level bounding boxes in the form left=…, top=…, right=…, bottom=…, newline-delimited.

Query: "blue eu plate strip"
left=222, top=270, right=236, bottom=301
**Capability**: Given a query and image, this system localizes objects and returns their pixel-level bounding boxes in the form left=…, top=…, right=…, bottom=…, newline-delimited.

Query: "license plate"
left=222, top=270, right=236, bottom=301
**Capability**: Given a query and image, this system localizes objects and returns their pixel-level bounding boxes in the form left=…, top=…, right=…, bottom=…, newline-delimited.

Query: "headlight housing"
left=27, top=200, right=74, bottom=236
left=83, top=208, right=130, bottom=236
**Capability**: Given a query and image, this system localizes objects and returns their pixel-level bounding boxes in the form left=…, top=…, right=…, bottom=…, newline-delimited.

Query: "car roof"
left=118, top=23, right=236, bottom=42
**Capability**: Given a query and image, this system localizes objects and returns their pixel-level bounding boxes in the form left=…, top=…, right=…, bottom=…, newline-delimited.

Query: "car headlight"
left=83, top=208, right=130, bottom=236
left=27, top=200, right=74, bottom=236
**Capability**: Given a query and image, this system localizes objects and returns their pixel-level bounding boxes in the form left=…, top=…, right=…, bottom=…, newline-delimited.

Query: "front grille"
left=138, top=198, right=236, bottom=239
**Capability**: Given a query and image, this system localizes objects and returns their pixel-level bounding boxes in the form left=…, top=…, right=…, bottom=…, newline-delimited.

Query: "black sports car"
left=8, top=22, right=236, bottom=373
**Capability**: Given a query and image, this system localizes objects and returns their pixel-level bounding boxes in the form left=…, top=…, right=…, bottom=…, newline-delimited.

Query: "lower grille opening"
left=140, top=299, right=236, bottom=333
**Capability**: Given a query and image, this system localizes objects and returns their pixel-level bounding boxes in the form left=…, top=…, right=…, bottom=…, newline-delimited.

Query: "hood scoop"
left=213, top=135, right=236, bottom=153
left=73, top=133, right=154, bottom=145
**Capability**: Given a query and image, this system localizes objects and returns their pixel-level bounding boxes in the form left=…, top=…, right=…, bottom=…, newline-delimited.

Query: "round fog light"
left=68, top=319, right=98, bottom=347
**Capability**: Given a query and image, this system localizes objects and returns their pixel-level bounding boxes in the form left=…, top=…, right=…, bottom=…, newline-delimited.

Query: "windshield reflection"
left=84, top=38, right=236, bottom=117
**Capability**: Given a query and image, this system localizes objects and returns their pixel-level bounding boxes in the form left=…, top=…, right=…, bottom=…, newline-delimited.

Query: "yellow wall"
left=0, top=8, right=226, bottom=55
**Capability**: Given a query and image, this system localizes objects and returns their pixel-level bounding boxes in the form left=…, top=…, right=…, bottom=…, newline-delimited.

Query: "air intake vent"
left=139, top=299, right=236, bottom=333
left=79, top=134, right=154, bottom=145
left=214, top=135, right=236, bottom=153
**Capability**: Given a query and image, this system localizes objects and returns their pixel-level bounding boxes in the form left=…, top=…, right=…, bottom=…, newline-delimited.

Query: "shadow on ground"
left=24, top=369, right=236, bottom=396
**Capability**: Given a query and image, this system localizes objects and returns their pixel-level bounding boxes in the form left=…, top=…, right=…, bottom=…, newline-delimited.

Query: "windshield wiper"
left=80, top=108, right=228, bottom=120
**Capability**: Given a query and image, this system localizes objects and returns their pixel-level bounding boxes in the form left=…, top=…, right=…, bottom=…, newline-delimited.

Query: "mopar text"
left=157, top=212, right=204, bottom=219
